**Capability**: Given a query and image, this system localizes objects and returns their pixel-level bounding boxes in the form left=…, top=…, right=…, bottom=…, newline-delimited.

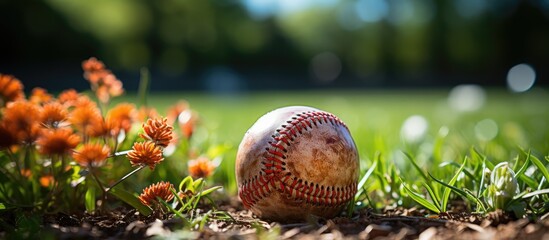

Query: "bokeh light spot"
left=475, top=119, right=498, bottom=141
left=507, top=63, right=536, bottom=93
left=356, top=0, right=389, bottom=23
left=401, top=115, right=428, bottom=143
left=448, top=84, right=486, bottom=112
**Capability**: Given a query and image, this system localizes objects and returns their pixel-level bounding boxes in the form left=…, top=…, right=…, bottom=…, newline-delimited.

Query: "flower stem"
left=105, top=164, right=146, bottom=192
left=90, top=169, right=106, bottom=193
left=7, top=149, right=23, bottom=180
left=90, top=168, right=108, bottom=208
left=110, top=150, right=132, bottom=158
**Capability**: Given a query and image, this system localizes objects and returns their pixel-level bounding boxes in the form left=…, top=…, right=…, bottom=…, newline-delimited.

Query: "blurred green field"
left=128, top=88, right=549, bottom=198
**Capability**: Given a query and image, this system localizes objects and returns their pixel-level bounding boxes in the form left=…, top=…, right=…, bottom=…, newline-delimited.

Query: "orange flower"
left=127, top=141, right=164, bottom=170
left=82, top=57, right=124, bottom=104
left=2, top=101, right=42, bottom=144
left=82, top=57, right=106, bottom=73
left=105, top=103, right=136, bottom=137
left=58, top=89, right=80, bottom=107
left=138, top=181, right=174, bottom=206
left=0, top=121, right=17, bottom=149
left=166, top=101, right=189, bottom=126
left=73, top=95, right=96, bottom=109
left=178, top=109, right=198, bottom=140
left=29, top=87, right=53, bottom=105
left=140, top=118, right=173, bottom=148
left=82, top=57, right=108, bottom=85
left=188, top=157, right=215, bottom=179
left=72, top=143, right=110, bottom=167
left=20, top=168, right=32, bottom=178
left=37, top=128, right=80, bottom=155
left=41, top=102, right=69, bottom=128
left=96, top=79, right=123, bottom=104
left=137, top=106, right=159, bottom=123
left=40, top=175, right=54, bottom=187
left=0, top=74, right=25, bottom=106
left=103, top=74, right=123, bottom=97
left=69, top=99, right=103, bottom=137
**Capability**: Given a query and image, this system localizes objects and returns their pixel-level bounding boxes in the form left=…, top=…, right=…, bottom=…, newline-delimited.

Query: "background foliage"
left=1, top=0, right=548, bottom=91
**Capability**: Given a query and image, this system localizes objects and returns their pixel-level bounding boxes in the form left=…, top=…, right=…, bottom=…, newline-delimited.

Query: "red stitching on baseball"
left=238, top=110, right=357, bottom=209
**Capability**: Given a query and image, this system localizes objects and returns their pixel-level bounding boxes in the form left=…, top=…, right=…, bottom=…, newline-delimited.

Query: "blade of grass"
left=109, top=186, right=152, bottom=216
left=349, top=158, right=378, bottom=216
left=430, top=173, right=487, bottom=212
left=439, top=161, right=478, bottom=182
left=478, top=158, right=487, bottom=199
left=530, top=154, right=549, bottom=183
left=356, top=158, right=378, bottom=198
left=159, top=198, right=191, bottom=226
left=522, top=189, right=549, bottom=199
left=432, top=126, right=449, bottom=164
left=441, top=157, right=467, bottom=212
left=515, top=153, right=531, bottom=179
left=400, top=178, right=440, bottom=213
left=402, top=152, right=429, bottom=181
left=471, top=147, right=494, bottom=169
left=464, top=189, right=487, bottom=212
left=199, top=186, right=222, bottom=198
left=402, top=152, right=441, bottom=204
left=421, top=182, right=441, bottom=210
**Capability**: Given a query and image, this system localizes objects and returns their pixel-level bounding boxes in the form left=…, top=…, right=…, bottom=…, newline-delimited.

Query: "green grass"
left=99, top=88, right=549, bottom=216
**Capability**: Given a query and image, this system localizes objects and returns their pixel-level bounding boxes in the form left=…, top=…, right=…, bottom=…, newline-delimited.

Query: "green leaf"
left=441, top=158, right=467, bottom=212
left=0, top=203, right=5, bottom=210
left=109, top=186, right=152, bottom=216
left=85, top=187, right=95, bottom=213
left=199, top=186, right=222, bottom=198
left=518, top=175, right=539, bottom=190
left=192, top=178, right=204, bottom=192
left=530, top=154, right=549, bottom=183
left=522, top=189, right=549, bottom=199
left=179, top=176, right=194, bottom=192
left=400, top=179, right=440, bottom=213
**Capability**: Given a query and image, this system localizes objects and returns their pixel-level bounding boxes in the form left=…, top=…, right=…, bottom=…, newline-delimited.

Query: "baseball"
left=236, top=106, right=359, bottom=222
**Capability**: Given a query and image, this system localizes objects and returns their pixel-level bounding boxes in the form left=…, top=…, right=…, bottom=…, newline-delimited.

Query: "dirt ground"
left=22, top=197, right=548, bottom=240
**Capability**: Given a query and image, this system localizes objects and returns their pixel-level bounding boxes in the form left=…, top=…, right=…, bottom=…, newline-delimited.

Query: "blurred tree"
left=0, top=0, right=547, bottom=90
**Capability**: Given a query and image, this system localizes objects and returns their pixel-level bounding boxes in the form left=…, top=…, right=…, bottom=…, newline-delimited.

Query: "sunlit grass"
left=129, top=88, right=549, bottom=211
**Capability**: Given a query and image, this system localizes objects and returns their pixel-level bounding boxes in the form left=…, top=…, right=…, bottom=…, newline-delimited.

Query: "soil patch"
left=2, top=199, right=549, bottom=239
